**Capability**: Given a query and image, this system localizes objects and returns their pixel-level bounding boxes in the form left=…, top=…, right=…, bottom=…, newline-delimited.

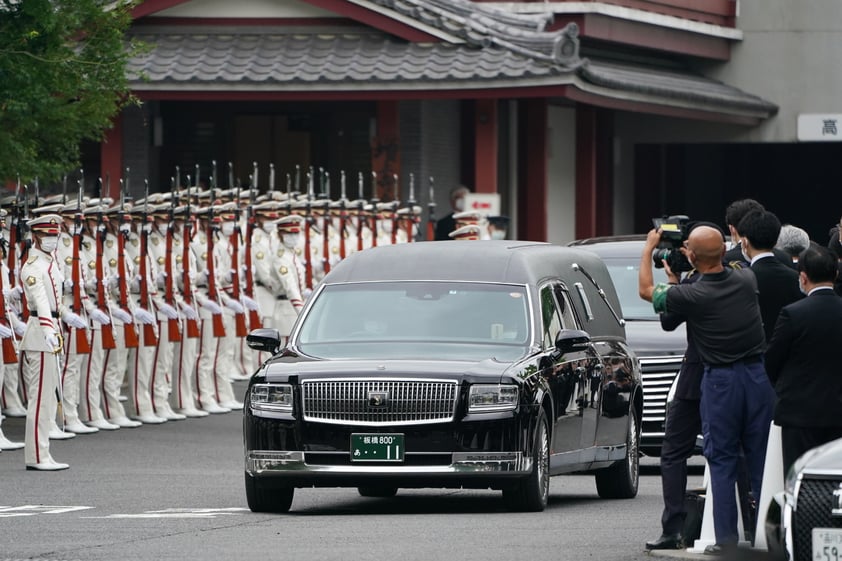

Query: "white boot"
left=0, top=428, right=23, bottom=450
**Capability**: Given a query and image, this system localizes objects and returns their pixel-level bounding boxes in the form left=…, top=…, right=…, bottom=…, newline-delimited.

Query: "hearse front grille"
left=639, top=356, right=682, bottom=441
left=793, top=476, right=842, bottom=561
left=301, top=379, right=459, bottom=426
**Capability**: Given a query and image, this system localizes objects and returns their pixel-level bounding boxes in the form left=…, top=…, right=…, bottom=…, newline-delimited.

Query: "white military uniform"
left=20, top=215, right=70, bottom=470
left=211, top=216, right=243, bottom=408
left=0, top=256, right=24, bottom=450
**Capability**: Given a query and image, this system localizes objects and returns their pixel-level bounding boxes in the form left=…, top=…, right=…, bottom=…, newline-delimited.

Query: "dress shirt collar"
left=750, top=252, right=775, bottom=265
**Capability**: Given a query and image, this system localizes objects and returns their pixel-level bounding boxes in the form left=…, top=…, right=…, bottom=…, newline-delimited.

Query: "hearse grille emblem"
left=368, top=391, right=389, bottom=408
left=833, top=483, right=842, bottom=517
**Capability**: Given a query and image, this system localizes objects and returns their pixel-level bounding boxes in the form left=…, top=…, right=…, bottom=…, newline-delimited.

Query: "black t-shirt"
left=661, top=268, right=765, bottom=365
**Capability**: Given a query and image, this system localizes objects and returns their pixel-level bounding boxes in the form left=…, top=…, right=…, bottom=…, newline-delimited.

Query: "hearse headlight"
left=468, top=384, right=519, bottom=413
left=250, top=384, right=294, bottom=413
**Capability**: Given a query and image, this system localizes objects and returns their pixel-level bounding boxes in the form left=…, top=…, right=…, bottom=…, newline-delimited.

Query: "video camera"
left=652, top=215, right=693, bottom=273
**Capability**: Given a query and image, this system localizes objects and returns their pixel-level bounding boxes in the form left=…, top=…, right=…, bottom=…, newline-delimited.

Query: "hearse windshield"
left=296, top=281, right=530, bottom=361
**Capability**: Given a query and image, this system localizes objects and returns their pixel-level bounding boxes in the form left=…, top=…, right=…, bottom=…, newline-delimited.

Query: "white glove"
left=5, top=285, right=22, bottom=302
left=224, top=298, right=244, bottom=314
left=180, top=303, right=198, bottom=320
left=13, top=321, right=25, bottom=337
left=241, top=295, right=259, bottom=311
left=156, top=272, right=167, bottom=289
left=62, top=311, right=87, bottom=329
left=63, top=279, right=74, bottom=291
left=111, top=308, right=132, bottom=323
left=131, top=275, right=143, bottom=292
left=119, top=223, right=131, bottom=234
left=158, top=303, right=178, bottom=319
left=134, top=308, right=155, bottom=324
left=0, top=323, right=12, bottom=338
left=105, top=276, right=118, bottom=291
left=201, top=300, right=222, bottom=314
left=89, top=308, right=111, bottom=325
left=45, top=332, right=60, bottom=353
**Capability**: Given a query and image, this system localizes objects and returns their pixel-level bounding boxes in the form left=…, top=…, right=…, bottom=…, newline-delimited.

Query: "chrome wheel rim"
left=538, top=420, right=550, bottom=501
left=628, top=415, right=639, bottom=485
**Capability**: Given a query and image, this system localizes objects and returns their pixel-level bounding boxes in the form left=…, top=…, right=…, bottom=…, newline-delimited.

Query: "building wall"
left=546, top=105, right=577, bottom=244
left=400, top=100, right=462, bottom=228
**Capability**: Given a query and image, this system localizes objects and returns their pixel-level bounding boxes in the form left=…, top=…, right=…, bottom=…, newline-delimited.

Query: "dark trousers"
left=781, top=426, right=842, bottom=475
left=660, top=397, right=702, bottom=536
left=700, top=360, right=775, bottom=546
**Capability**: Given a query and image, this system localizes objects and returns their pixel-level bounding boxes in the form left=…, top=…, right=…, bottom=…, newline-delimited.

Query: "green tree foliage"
left=0, top=0, right=139, bottom=183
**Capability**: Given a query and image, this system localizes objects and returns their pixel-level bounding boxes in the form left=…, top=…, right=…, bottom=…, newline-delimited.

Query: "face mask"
left=282, top=234, right=300, bottom=248
left=40, top=237, right=58, bottom=253
left=490, top=230, right=506, bottom=240
left=454, top=198, right=465, bottom=212
left=262, top=222, right=275, bottom=235
left=221, top=223, right=235, bottom=237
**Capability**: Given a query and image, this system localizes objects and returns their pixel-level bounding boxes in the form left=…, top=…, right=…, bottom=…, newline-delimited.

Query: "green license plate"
left=351, top=433, right=405, bottom=462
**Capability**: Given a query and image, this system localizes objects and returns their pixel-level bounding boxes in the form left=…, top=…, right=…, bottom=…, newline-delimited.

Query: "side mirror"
left=555, top=329, right=591, bottom=353
left=247, top=328, right=283, bottom=354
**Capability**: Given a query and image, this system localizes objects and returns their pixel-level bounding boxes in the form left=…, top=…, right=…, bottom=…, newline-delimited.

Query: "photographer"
left=639, top=225, right=776, bottom=556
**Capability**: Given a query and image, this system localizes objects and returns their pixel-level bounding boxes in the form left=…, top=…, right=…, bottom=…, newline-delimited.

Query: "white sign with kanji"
left=797, top=114, right=842, bottom=141
left=463, top=193, right=501, bottom=216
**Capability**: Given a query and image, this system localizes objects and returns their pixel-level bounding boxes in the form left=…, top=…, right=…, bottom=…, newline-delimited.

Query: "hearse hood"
left=261, top=357, right=516, bottom=384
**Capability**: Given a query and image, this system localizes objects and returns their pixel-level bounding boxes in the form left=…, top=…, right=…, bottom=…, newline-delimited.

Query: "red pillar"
left=517, top=99, right=548, bottom=241
left=100, top=113, right=123, bottom=200
left=575, top=105, right=613, bottom=239
left=474, top=99, right=498, bottom=194
left=372, top=100, right=400, bottom=201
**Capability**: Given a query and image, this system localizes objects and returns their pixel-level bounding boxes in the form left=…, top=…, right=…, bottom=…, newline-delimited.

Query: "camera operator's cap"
left=31, top=203, right=66, bottom=215
left=28, top=214, right=62, bottom=235
left=448, top=224, right=482, bottom=240
left=275, top=214, right=305, bottom=233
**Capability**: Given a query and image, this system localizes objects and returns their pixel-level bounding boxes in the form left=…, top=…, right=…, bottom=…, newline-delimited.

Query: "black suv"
left=569, top=236, right=686, bottom=457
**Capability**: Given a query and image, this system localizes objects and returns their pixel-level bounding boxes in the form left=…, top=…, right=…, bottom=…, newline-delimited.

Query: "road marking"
left=85, top=507, right=249, bottom=519
left=0, top=505, right=94, bottom=517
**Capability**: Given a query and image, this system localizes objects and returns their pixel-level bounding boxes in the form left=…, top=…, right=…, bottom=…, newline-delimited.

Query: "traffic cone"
left=689, top=461, right=749, bottom=553
left=689, top=463, right=716, bottom=553
left=754, top=422, right=784, bottom=551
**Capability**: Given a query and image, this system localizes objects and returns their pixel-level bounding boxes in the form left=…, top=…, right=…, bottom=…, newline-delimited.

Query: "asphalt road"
left=0, top=380, right=762, bottom=561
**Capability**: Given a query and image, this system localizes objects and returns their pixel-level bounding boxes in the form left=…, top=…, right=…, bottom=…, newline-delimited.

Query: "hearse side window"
left=574, top=282, right=594, bottom=322
left=554, top=286, right=580, bottom=330
left=540, top=285, right=563, bottom=350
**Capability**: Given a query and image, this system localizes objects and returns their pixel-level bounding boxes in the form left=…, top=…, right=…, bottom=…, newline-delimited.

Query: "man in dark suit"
left=737, top=209, right=803, bottom=343
left=723, top=199, right=793, bottom=268
left=765, top=245, right=842, bottom=473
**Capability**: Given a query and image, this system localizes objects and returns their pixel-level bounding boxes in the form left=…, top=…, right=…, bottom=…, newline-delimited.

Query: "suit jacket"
left=724, top=243, right=794, bottom=269
left=750, top=255, right=804, bottom=343
left=765, top=289, right=842, bottom=427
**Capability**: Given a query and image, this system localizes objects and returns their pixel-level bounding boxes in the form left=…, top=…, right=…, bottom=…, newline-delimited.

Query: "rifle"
left=164, top=179, right=182, bottom=342
left=7, top=176, right=20, bottom=287
left=70, top=180, right=92, bottom=354
left=391, top=174, right=400, bottom=245
left=321, top=171, right=331, bottom=276
left=370, top=171, right=379, bottom=247
left=205, top=205, right=226, bottom=337
left=94, top=184, right=117, bottom=350
left=243, top=170, right=261, bottom=330
left=356, top=172, right=365, bottom=252
left=230, top=186, right=248, bottom=337
left=404, top=173, right=418, bottom=243
left=426, top=176, right=437, bottom=241
left=303, top=171, right=313, bottom=290
left=138, top=180, right=158, bottom=346
left=339, top=171, right=347, bottom=260
left=181, top=182, right=200, bottom=339
left=117, top=174, right=139, bottom=348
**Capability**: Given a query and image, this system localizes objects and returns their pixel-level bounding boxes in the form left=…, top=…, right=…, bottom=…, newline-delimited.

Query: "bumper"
left=246, top=450, right=531, bottom=486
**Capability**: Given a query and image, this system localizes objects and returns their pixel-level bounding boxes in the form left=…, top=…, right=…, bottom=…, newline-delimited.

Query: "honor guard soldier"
left=78, top=203, right=121, bottom=431
left=98, top=204, right=142, bottom=428
left=395, top=205, right=422, bottom=244
left=448, top=224, right=484, bottom=241
left=191, top=204, right=231, bottom=414
left=451, top=211, right=488, bottom=239
left=375, top=201, right=399, bottom=247
left=211, top=203, right=245, bottom=407
left=125, top=199, right=166, bottom=424
left=272, top=215, right=307, bottom=338
left=1, top=203, right=28, bottom=420
left=0, top=208, right=24, bottom=451
left=250, top=202, right=281, bottom=332
left=21, top=214, right=73, bottom=470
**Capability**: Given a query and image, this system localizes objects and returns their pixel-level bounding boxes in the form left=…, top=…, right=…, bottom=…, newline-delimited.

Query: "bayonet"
left=211, top=160, right=218, bottom=192
left=252, top=161, right=259, bottom=191
left=269, top=163, right=275, bottom=194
